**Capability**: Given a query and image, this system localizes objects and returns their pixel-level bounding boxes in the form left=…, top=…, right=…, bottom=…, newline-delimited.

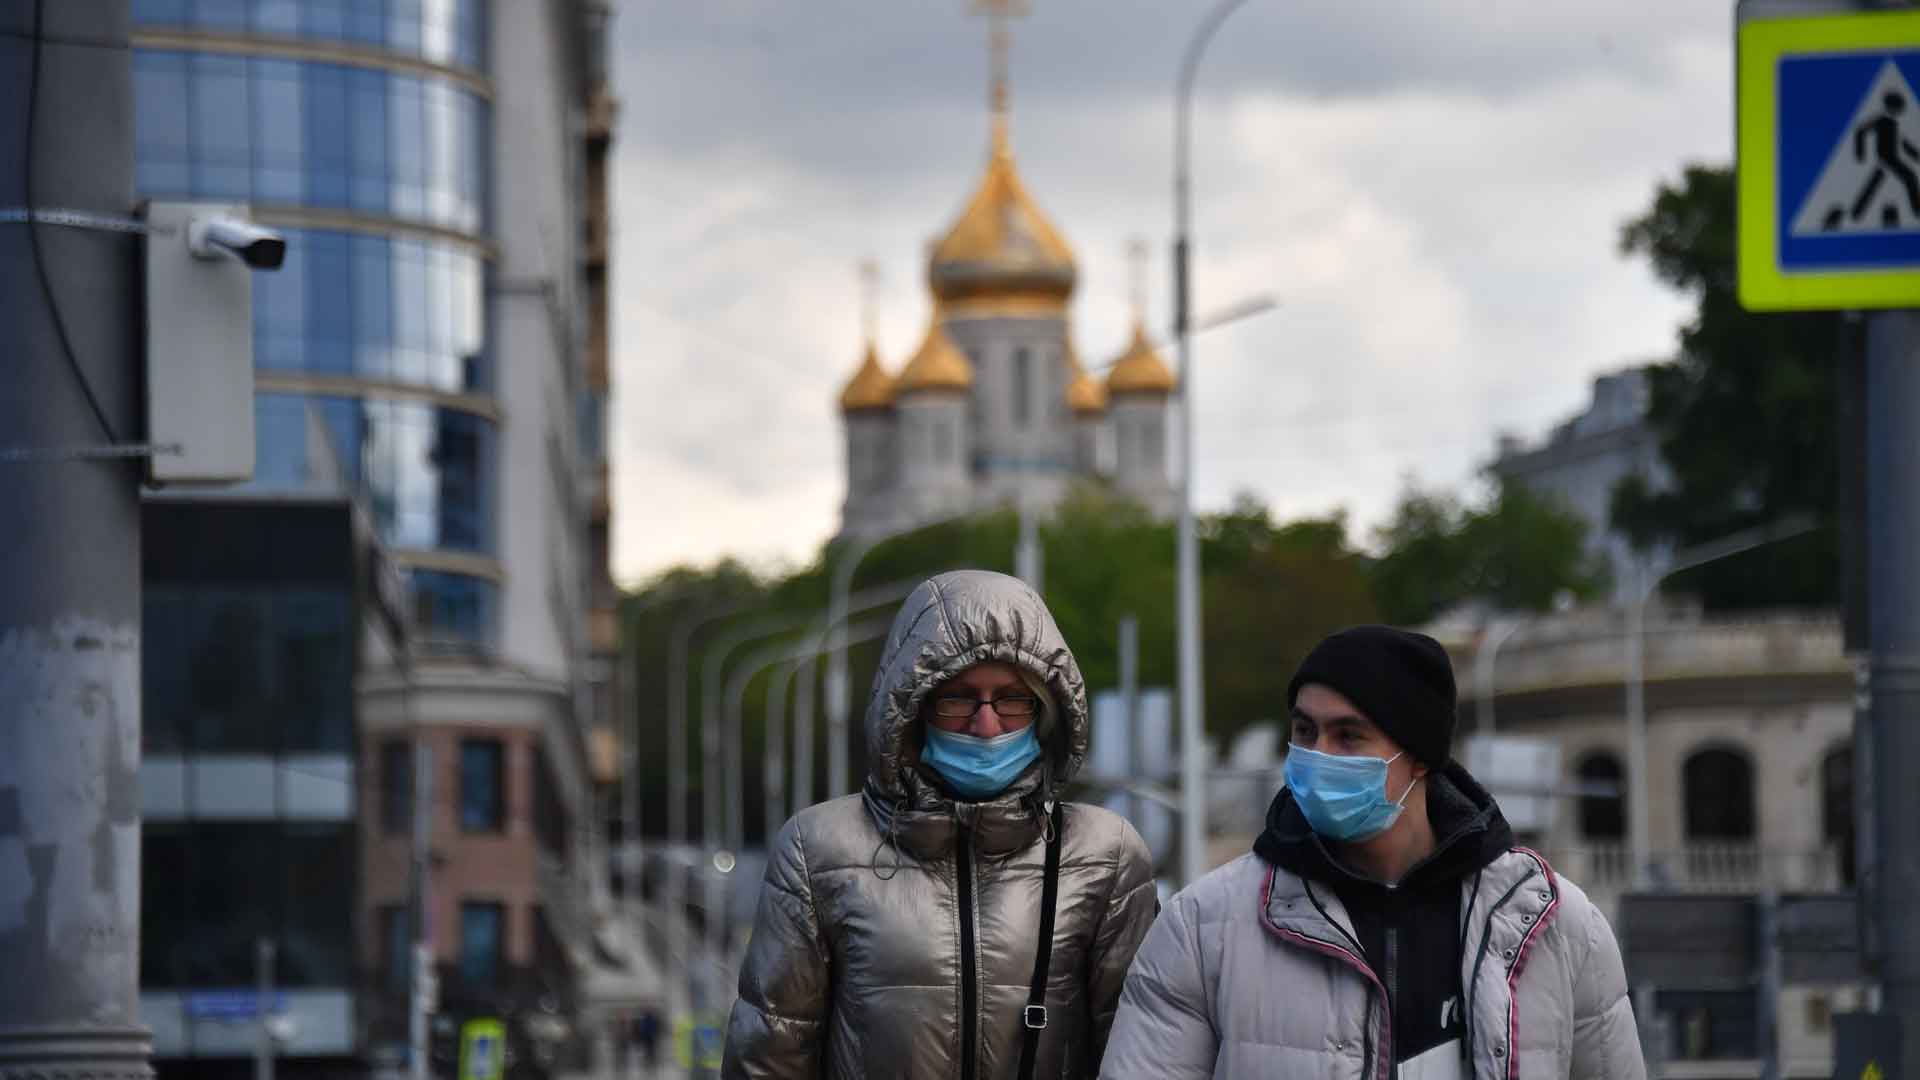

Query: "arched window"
left=1683, top=748, right=1755, bottom=840
left=1576, top=752, right=1626, bottom=840
left=1822, top=743, right=1855, bottom=886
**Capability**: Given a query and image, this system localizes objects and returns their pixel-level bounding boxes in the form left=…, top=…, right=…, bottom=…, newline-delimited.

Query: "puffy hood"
left=863, top=570, right=1090, bottom=808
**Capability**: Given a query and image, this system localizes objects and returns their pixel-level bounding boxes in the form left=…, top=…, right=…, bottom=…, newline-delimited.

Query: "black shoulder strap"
left=1017, top=801, right=1065, bottom=1080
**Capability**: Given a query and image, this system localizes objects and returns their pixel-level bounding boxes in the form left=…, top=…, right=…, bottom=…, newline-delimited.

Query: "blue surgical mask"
left=921, top=725, right=1041, bottom=800
left=1283, top=745, right=1420, bottom=843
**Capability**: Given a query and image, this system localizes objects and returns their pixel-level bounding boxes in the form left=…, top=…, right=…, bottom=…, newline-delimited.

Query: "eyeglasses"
left=930, top=694, right=1039, bottom=720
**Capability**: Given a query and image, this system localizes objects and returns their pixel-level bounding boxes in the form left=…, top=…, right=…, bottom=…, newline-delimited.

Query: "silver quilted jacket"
left=1102, top=849, right=1645, bottom=1079
left=723, top=570, right=1158, bottom=1080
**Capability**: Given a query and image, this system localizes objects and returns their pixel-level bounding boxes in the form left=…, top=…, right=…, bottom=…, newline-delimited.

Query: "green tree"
left=1370, top=479, right=1608, bottom=625
left=1612, top=164, right=1841, bottom=608
left=1203, top=495, right=1379, bottom=751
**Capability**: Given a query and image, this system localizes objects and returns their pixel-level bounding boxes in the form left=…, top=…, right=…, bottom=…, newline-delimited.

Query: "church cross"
left=859, top=259, right=880, bottom=347
left=971, top=0, right=1031, bottom=152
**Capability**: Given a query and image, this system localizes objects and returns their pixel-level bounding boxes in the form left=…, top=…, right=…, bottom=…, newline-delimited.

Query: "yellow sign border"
left=1738, top=8, right=1920, bottom=310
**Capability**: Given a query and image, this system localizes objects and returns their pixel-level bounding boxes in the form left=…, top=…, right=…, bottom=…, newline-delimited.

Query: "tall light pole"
left=741, top=618, right=891, bottom=843
left=824, top=511, right=978, bottom=797
left=1473, top=615, right=1528, bottom=736
left=1624, top=513, right=1817, bottom=889
left=1173, top=0, right=1251, bottom=890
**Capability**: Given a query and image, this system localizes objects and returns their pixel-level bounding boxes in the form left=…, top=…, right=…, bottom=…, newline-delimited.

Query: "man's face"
left=1288, top=682, right=1427, bottom=795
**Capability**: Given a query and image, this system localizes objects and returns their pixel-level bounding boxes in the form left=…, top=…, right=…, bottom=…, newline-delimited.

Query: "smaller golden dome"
left=838, top=341, right=896, bottom=412
left=1106, top=322, right=1176, bottom=396
left=1062, top=340, right=1107, bottom=414
left=896, top=318, right=974, bottom=394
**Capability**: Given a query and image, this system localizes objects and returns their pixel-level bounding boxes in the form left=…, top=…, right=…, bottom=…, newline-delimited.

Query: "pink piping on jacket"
left=1502, top=848, right=1562, bottom=1080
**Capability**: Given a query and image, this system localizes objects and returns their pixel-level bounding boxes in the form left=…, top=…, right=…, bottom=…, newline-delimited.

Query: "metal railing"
left=1549, top=843, right=1845, bottom=894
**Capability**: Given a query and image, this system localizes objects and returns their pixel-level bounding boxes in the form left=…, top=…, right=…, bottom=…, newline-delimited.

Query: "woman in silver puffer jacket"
left=722, top=570, right=1158, bottom=1079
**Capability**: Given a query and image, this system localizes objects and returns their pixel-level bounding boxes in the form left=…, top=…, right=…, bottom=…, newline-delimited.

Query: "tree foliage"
left=1370, top=479, right=1608, bottom=625
left=618, top=488, right=1381, bottom=845
left=1611, top=164, right=1841, bottom=608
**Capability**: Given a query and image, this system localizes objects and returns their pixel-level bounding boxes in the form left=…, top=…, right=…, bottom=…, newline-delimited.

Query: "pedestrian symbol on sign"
left=1792, top=61, right=1920, bottom=236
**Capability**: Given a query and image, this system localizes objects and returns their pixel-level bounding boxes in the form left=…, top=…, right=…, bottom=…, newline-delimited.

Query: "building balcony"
left=1451, top=609, right=1847, bottom=714
left=1545, top=843, right=1846, bottom=900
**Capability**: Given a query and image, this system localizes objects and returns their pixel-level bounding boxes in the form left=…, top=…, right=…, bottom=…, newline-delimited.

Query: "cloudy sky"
left=605, top=1, right=1730, bottom=585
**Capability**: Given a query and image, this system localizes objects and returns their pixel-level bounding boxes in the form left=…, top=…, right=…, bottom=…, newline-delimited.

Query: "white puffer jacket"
left=1102, top=848, right=1644, bottom=1079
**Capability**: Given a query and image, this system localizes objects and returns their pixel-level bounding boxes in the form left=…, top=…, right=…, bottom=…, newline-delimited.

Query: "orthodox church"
left=836, top=6, right=1176, bottom=539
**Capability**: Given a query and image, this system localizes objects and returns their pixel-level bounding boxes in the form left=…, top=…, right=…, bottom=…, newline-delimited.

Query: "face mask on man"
left=1283, top=745, right=1421, bottom=843
left=921, top=725, right=1041, bottom=800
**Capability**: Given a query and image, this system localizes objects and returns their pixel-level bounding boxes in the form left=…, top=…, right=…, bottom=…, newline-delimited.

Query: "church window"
left=935, top=418, right=952, bottom=463
left=1013, top=347, right=1031, bottom=429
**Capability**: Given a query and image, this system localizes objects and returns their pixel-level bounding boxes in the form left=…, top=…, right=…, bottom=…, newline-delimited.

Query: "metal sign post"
left=1737, top=0, right=1920, bottom=1052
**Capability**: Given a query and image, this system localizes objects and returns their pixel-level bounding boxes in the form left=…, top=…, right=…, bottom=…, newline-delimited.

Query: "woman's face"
left=923, top=661, right=1038, bottom=738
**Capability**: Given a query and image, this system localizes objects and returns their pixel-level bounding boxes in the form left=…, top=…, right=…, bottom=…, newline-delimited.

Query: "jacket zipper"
left=958, top=826, right=978, bottom=1079
left=1384, top=925, right=1399, bottom=1031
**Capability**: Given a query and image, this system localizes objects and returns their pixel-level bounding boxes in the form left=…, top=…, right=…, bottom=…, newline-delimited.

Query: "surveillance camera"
left=188, top=215, right=287, bottom=270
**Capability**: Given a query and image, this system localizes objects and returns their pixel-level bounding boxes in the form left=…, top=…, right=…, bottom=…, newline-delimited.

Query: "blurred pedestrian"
left=1103, top=625, right=1644, bottom=1079
left=723, top=570, right=1157, bottom=1079
left=633, top=1010, right=658, bottom=1067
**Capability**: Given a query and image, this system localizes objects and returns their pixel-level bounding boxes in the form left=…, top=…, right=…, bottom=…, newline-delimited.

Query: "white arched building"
left=1448, top=608, right=1861, bottom=1079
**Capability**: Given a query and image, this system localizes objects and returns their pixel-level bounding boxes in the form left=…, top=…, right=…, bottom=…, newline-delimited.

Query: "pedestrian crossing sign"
left=1738, top=3, right=1920, bottom=310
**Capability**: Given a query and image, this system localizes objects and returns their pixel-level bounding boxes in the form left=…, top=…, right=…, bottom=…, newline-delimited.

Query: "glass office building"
left=132, top=0, right=501, bottom=649
left=130, top=2, right=505, bottom=1074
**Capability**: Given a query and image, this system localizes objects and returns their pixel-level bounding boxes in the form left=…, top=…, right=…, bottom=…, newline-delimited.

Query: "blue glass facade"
left=133, top=1, right=498, bottom=648
left=253, top=229, right=489, bottom=393
left=133, top=52, right=488, bottom=234
left=134, top=0, right=487, bottom=71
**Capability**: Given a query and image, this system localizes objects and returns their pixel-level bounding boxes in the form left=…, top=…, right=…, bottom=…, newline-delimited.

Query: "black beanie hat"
left=1286, top=625, right=1457, bottom=768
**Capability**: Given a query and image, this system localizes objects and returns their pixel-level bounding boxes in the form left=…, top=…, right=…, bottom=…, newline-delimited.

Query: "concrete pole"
left=1016, top=503, right=1043, bottom=594
left=1756, top=890, right=1781, bottom=1080
left=619, top=619, right=639, bottom=899
left=1864, top=309, right=1920, bottom=1044
left=0, top=2, right=152, bottom=1076
left=1626, top=572, right=1652, bottom=892
left=1173, top=0, right=1249, bottom=890
left=1119, top=615, right=1140, bottom=826
left=793, top=653, right=819, bottom=810
left=764, top=658, right=801, bottom=843
left=409, top=730, right=432, bottom=1080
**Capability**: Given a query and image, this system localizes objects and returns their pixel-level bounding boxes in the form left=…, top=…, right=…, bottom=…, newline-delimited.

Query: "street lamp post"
left=1624, top=514, right=1817, bottom=889
left=738, top=618, right=892, bottom=844
left=1173, top=0, right=1252, bottom=890
left=825, top=511, right=980, bottom=796
left=1474, top=615, right=1529, bottom=736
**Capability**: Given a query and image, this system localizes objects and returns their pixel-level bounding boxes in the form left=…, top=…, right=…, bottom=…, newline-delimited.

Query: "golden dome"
left=838, top=341, right=896, bottom=412
left=1106, top=322, right=1177, bottom=397
left=928, top=142, right=1077, bottom=312
left=896, top=317, right=974, bottom=394
left=1063, top=340, right=1107, bottom=414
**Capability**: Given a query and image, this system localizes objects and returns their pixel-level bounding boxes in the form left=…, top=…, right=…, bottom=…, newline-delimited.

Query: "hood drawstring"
left=870, top=811, right=904, bottom=880
left=1024, top=789, right=1057, bottom=844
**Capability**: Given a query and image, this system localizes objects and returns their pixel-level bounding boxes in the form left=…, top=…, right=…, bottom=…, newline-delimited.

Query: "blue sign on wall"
left=184, top=990, right=287, bottom=1021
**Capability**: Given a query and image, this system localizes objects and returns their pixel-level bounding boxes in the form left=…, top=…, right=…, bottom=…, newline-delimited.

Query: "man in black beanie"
left=1105, top=625, right=1643, bottom=1079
